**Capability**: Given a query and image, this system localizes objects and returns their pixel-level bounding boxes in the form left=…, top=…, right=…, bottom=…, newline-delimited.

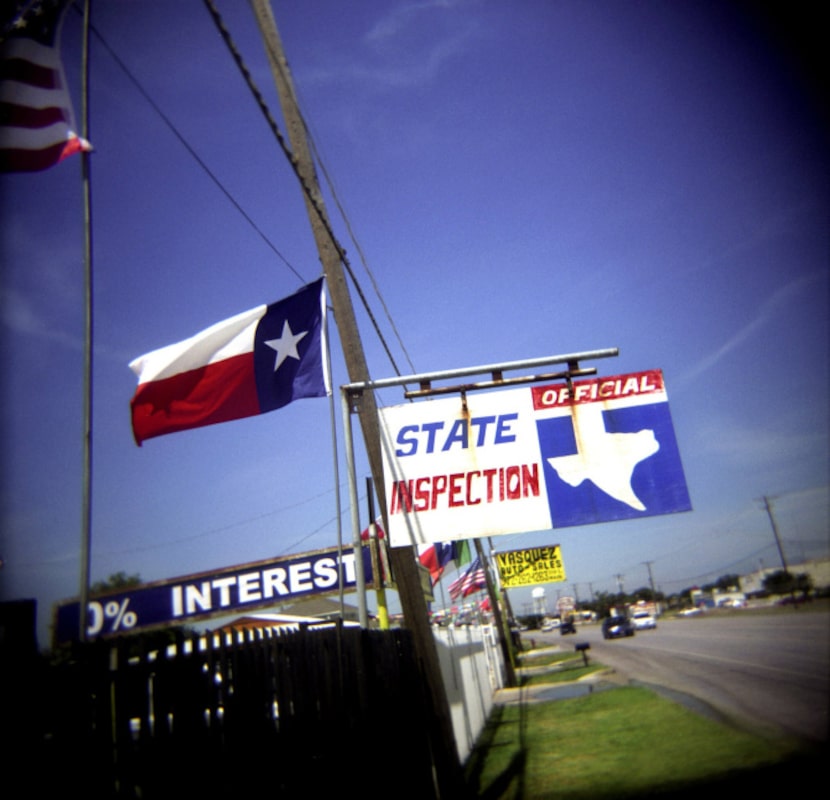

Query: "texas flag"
left=129, top=278, right=329, bottom=445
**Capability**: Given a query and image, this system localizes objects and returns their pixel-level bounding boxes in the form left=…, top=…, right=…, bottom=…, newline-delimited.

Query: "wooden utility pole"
left=250, top=4, right=463, bottom=795
left=763, top=495, right=789, bottom=572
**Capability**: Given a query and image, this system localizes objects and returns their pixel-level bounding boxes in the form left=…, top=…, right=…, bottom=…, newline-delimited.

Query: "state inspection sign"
left=379, top=369, right=691, bottom=547
left=495, top=546, right=566, bottom=589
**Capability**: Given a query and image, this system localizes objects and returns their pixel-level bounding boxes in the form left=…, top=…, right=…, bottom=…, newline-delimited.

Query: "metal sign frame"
left=340, top=348, right=620, bottom=620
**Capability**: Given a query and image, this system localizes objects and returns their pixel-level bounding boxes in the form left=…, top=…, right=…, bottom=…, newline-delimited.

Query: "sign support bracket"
left=345, top=348, right=619, bottom=399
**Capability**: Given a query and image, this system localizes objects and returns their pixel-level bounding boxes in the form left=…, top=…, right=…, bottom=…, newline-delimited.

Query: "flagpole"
left=341, top=389, right=368, bottom=627
left=367, top=478, right=389, bottom=630
left=77, top=0, right=94, bottom=643
left=329, top=377, right=345, bottom=621
left=474, top=538, right=516, bottom=686
left=322, top=296, right=345, bottom=619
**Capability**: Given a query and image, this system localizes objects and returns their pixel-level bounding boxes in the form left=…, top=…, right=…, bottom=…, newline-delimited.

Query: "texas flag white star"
left=264, top=320, right=308, bottom=372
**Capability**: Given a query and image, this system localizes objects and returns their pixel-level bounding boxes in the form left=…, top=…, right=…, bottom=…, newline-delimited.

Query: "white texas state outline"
left=547, top=404, right=659, bottom=510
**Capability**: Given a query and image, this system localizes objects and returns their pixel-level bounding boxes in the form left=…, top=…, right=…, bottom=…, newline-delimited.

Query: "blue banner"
left=55, top=545, right=374, bottom=645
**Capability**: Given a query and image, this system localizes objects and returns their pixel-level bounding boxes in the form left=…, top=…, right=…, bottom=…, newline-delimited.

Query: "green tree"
left=587, top=590, right=627, bottom=618
left=630, top=585, right=665, bottom=603
left=762, top=570, right=813, bottom=597
left=704, top=574, right=742, bottom=593
left=90, top=571, right=141, bottom=594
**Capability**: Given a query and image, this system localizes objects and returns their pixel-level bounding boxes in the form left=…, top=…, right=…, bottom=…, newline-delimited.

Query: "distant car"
left=602, top=615, right=635, bottom=639
left=718, top=598, right=746, bottom=608
left=540, top=618, right=560, bottom=632
left=559, top=619, right=577, bottom=635
left=631, top=611, right=657, bottom=630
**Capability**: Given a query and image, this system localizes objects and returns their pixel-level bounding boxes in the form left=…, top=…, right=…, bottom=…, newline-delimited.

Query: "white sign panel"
left=379, top=369, right=690, bottom=547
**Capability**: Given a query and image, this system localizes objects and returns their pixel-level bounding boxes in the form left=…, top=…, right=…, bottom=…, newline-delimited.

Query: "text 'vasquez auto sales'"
left=495, top=546, right=566, bottom=588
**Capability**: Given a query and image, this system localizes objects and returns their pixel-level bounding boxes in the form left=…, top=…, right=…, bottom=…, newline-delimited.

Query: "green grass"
left=515, top=647, right=603, bottom=686
left=519, top=651, right=577, bottom=667
left=464, top=685, right=819, bottom=799
left=520, top=664, right=602, bottom=686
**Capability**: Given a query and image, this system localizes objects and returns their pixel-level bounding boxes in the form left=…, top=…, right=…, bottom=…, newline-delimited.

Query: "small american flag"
left=1, top=0, right=91, bottom=173
left=448, top=557, right=487, bottom=600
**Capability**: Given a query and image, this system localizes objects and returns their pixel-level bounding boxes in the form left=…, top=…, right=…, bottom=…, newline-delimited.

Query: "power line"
left=85, top=16, right=305, bottom=283
left=307, top=130, right=418, bottom=374
left=86, top=4, right=416, bottom=381
left=242, top=1, right=416, bottom=375
left=202, top=0, right=411, bottom=378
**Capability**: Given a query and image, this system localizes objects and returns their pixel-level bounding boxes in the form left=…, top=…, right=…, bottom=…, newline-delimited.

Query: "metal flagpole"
left=321, top=291, right=346, bottom=619
left=78, top=0, right=94, bottom=643
left=367, top=478, right=390, bottom=629
left=341, top=390, right=368, bottom=627
left=473, top=538, right=516, bottom=686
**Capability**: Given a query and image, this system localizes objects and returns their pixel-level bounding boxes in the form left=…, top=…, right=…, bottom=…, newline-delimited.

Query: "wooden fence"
left=4, top=622, right=454, bottom=798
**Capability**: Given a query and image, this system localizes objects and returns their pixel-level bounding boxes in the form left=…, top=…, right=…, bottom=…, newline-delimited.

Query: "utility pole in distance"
left=643, top=561, right=657, bottom=603
left=250, top=5, right=463, bottom=795
left=762, top=495, right=789, bottom=572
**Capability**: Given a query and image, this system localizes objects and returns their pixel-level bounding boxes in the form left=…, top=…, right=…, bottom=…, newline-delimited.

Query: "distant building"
left=216, top=597, right=363, bottom=636
left=711, top=589, right=746, bottom=607
left=740, top=558, right=830, bottom=596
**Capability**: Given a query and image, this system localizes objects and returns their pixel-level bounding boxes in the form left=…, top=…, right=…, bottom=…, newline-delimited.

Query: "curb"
left=493, top=667, right=618, bottom=705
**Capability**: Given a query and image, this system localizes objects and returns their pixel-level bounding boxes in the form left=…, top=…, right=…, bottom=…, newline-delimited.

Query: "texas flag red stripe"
left=130, top=353, right=260, bottom=445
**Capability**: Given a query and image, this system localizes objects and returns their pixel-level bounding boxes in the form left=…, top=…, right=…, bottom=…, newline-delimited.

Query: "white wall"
left=431, top=624, right=506, bottom=762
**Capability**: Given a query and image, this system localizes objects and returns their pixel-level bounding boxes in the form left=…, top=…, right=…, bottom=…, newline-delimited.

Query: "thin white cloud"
left=676, top=271, right=824, bottom=388
left=301, top=0, right=483, bottom=91
left=697, top=417, right=818, bottom=465
left=0, top=286, right=82, bottom=350
left=0, top=284, right=135, bottom=364
left=366, top=0, right=480, bottom=41
left=365, top=0, right=458, bottom=44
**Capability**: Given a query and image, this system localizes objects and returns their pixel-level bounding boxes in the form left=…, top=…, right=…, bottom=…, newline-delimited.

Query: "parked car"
left=559, top=618, right=577, bottom=635
left=631, top=611, right=657, bottom=630
left=540, top=617, right=560, bottom=632
left=602, top=615, right=635, bottom=639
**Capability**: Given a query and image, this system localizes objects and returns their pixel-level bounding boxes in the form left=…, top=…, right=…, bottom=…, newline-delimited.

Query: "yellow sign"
left=495, top=545, right=566, bottom=588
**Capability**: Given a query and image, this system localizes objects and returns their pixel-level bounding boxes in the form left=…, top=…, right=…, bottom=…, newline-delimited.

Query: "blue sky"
left=1, top=0, right=827, bottom=646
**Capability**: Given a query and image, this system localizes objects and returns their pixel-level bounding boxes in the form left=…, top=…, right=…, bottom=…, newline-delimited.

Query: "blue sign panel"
left=537, top=401, right=691, bottom=527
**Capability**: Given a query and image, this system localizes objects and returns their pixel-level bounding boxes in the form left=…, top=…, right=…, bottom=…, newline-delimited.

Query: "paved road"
left=533, top=608, right=829, bottom=744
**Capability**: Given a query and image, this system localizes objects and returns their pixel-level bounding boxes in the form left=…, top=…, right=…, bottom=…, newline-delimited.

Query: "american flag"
left=448, top=556, right=487, bottom=600
left=1, top=0, right=91, bottom=173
